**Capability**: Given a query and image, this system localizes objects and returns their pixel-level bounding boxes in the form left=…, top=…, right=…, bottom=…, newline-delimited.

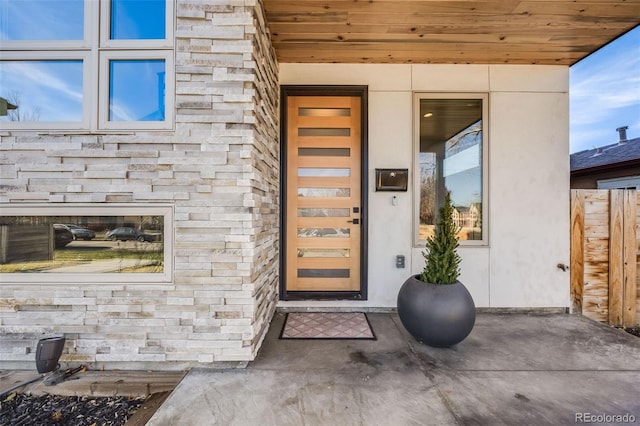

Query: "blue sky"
left=570, top=26, right=640, bottom=153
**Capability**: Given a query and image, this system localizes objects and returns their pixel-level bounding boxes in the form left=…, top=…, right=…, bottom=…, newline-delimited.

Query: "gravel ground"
left=0, top=392, right=146, bottom=426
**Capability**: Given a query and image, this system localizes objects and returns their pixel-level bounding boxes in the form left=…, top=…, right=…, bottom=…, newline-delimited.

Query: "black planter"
left=397, top=275, right=475, bottom=347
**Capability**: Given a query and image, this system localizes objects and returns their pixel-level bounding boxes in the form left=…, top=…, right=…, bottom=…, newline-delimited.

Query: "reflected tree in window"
left=4, top=91, right=41, bottom=122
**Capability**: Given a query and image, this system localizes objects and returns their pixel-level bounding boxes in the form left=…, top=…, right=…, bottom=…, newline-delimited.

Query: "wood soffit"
left=262, top=0, right=640, bottom=65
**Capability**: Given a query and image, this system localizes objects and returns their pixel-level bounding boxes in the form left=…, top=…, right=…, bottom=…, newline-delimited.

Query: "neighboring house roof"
left=570, top=132, right=640, bottom=174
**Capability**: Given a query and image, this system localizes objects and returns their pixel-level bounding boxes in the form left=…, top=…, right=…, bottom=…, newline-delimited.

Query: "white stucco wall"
left=278, top=64, right=570, bottom=309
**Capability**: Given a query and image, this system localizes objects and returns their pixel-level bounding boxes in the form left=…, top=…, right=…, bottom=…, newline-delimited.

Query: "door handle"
left=347, top=219, right=359, bottom=224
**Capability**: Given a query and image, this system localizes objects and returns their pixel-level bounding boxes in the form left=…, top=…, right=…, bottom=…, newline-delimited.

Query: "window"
left=597, top=176, right=640, bottom=190
left=0, top=0, right=174, bottom=131
left=0, top=205, right=173, bottom=283
left=0, top=57, right=86, bottom=124
left=0, top=0, right=85, bottom=41
left=415, top=94, right=488, bottom=246
left=109, top=0, right=166, bottom=40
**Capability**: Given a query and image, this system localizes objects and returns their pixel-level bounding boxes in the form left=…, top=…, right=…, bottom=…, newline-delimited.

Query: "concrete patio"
left=147, top=311, right=640, bottom=425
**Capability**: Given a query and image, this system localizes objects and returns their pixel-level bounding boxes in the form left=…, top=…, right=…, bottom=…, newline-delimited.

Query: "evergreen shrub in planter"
left=397, top=192, right=476, bottom=347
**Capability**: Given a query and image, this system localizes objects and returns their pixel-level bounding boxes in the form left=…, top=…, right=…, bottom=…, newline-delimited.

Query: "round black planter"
left=397, top=275, right=476, bottom=347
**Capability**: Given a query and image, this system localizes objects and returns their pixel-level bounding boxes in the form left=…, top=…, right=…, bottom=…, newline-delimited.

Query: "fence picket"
left=623, top=190, right=637, bottom=327
left=570, top=190, right=584, bottom=314
left=608, top=190, right=624, bottom=326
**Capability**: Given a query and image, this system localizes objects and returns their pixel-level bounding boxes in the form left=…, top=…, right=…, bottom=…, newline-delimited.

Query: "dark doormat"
left=279, top=312, right=376, bottom=340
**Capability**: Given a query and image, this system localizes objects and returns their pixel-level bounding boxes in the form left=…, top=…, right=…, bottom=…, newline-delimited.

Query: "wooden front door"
left=282, top=89, right=366, bottom=298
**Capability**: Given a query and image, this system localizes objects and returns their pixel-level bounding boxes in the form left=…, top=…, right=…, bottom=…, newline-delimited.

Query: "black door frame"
left=279, top=85, right=369, bottom=301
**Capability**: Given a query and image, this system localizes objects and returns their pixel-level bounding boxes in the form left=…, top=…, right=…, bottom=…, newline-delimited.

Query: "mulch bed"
left=625, top=326, right=640, bottom=338
left=0, top=392, right=146, bottom=426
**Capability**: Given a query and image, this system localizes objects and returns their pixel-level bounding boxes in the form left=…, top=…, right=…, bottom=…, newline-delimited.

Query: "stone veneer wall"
left=0, top=0, right=280, bottom=369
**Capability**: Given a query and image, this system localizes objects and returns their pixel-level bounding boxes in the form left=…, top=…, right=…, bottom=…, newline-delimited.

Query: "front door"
left=281, top=87, right=367, bottom=299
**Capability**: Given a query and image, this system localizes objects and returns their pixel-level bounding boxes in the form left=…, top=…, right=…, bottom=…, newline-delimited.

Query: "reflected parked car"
left=53, top=224, right=73, bottom=248
left=60, top=224, right=96, bottom=241
left=106, top=227, right=155, bottom=242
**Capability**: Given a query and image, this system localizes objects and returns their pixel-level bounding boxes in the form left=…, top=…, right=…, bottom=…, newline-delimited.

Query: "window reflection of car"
left=60, top=224, right=96, bottom=240
left=106, top=227, right=155, bottom=242
left=53, top=224, right=73, bottom=248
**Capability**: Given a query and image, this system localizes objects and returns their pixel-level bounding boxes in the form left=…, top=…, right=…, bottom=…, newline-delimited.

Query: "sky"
left=570, top=26, right=640, bottom=153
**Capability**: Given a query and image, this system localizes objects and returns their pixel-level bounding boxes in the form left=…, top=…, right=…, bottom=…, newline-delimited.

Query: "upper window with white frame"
left=415, top=93, right=488, bottom=246
left=0, top=0, right=174, bottom=131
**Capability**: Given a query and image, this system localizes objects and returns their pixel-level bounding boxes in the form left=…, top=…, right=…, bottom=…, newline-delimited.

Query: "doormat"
left=279, top=312, right=376, bottom=340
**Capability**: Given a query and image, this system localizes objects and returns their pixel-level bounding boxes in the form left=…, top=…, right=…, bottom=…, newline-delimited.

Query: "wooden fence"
left=0, top=224, right=53, bottom=264
left=570, top=189, right=639, bottom=327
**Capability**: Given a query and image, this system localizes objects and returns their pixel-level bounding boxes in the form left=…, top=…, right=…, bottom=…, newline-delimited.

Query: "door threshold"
left=282, top=291, right=363, bottom=301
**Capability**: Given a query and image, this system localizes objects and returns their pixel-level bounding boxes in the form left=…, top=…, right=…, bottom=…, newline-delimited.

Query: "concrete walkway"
left=148, top=312, right=640, bottom=425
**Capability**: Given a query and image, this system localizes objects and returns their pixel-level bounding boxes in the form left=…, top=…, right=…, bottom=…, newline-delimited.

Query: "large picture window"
left=0, top=0, right=174, bottom=131
left=415, top=94, right=488, bottom=246
left=0, top=205, right=173, bottom=283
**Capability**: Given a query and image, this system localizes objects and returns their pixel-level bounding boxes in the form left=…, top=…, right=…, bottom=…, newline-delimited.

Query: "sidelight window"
left=415, top=94, right=488, bottom=245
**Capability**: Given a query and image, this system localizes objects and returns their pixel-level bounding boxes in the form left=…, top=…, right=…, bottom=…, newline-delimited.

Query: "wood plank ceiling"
left=263, top=1, right=640, bottom=65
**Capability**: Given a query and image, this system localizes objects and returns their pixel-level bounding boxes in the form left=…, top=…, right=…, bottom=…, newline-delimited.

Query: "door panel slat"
left=297, top=156, right=351, bottom=168
left=296, top=137, right=354, bottom=148
left=297, top=177, right=351, bottom=188
left=296, top=238, right=352, bottom=249
left=297, top=198, right=354, bottom=208
left=294, top=97, right=353, bottom=108
left=289, top=277, right=359, bottom=291
left=296, top=216, right=355, bottom=228
left=296, top=116, right=353, bottom=128
left=297, top=257, right=351, bottom=269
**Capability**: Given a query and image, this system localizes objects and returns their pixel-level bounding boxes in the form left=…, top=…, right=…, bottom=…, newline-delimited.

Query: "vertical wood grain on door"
left=286, top=96, right=361, bottom=291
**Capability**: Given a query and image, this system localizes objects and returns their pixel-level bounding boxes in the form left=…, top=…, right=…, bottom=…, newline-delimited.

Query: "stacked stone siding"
left=0, top=0, right=279, bottom=369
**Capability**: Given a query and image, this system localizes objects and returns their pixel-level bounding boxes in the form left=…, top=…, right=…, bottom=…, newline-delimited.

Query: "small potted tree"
left=397, top=192, right=476, bottom=347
